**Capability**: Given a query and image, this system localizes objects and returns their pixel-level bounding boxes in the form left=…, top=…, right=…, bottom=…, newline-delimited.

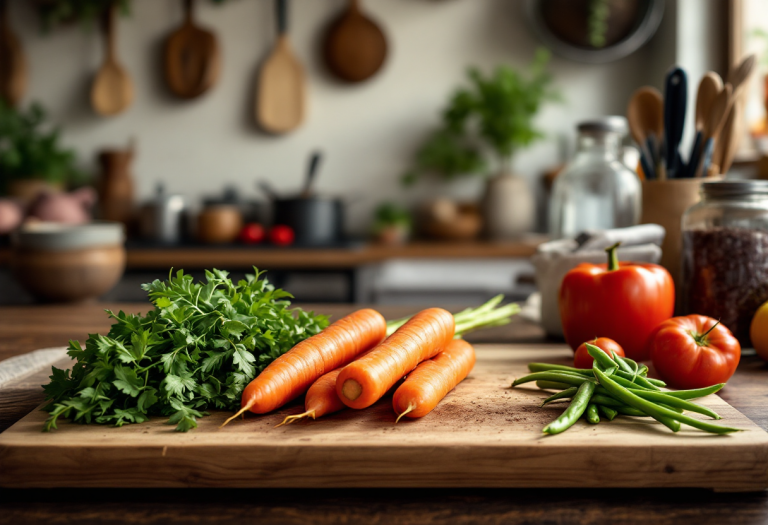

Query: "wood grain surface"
left=2, top=346, right=766, bottom=491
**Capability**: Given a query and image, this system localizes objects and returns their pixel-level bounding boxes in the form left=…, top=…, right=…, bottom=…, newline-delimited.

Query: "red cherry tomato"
left=650, top=315, right=741, bottom=389
left=239, top=223, right=266, bottom=244
left=269, top=225, right=295, bottom=246
left=574, top=337, right=625, bottom=369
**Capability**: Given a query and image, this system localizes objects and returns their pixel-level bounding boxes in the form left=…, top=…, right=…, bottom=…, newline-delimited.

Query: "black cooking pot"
left=272, top=197, right=344, bottom=246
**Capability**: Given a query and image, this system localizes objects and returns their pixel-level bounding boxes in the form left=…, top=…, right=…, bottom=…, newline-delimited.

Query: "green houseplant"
left=0, top=100, right=84, bottom=198
left=405, top=49, right=559, bottom=238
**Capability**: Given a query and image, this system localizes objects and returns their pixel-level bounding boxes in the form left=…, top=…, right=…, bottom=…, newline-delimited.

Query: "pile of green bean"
left=512, top=344, right=740, bottom=435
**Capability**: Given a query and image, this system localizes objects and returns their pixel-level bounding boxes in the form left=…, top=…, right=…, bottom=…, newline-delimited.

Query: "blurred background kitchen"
left=1, top=0, right=766, bottom=331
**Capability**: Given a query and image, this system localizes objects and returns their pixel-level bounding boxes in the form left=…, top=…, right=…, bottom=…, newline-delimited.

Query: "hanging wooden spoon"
left=255, top=0, right=305, bottom=134
left=712, top=54, right=757, bottom=175
left=164, top=0, right=220, bottom=99
left=323, top=0, right=387, bottom=83
left=91, top=3, right=133, bottom=116
left=0, top=0, right=27, bottom=107
left=626, top=86, right=663, bottom=179
left=685, top=72, right=722, bottom=178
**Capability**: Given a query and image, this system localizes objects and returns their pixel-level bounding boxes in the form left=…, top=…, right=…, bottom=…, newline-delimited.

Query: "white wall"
left=9, top=0, right=680, bottom=234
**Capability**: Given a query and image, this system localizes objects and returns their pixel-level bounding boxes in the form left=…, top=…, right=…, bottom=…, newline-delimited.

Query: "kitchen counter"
left=1, top=304, right=768, bottom=523
left=0, top=239, right=544, bottom=271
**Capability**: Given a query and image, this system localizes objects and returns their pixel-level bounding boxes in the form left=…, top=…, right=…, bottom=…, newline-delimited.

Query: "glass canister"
left=549, top=117, right=641, bottom=239
left=682, top=180, right=768, bottom=344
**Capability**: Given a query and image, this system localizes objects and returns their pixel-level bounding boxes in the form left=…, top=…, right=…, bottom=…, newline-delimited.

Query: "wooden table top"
left=0, top=239, right=544, bottom=270
left=1, top=304, right=768, bottom=523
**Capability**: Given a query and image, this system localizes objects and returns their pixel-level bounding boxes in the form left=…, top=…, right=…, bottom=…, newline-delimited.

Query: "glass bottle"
left=682, top=180, right=768, bottom=345
left=549, top=117, right=641, bottom=239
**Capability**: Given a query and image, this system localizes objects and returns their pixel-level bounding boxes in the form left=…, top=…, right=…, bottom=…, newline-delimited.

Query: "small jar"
left=682, top=180, right=768, bottom=344
left=549, top=116, right=641, bottom=239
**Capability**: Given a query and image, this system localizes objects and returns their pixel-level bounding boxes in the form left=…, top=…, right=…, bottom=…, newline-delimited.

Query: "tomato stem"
left=605, top=242, right=621, bottom=271
left=692, top=320, right=721, bottom=346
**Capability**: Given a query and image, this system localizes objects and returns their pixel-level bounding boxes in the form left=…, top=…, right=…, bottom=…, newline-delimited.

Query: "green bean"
left=659, top=384, right=725, bottom=400
left=587, top=344, right=618, bottom=371
left=540, top=387, right=578, bottom=407
left=598, top=405, right=618, bottom=421
left=527, top=363, right=593, bottom=376
left=615, top=405, right=648, bottom=417
left=612, top=374, right=655, bottom=391
left=543, top=380, right=596, bottom=435
left=586, top=403, right=600, bottom=424
left=615, top=371, right=663, bottom=390
left=638, top=364, right=649, bottom=377
left=613, top=405, right=682, bottom=432
left=633, top=390, right=721, bottom=419
left=512, top=371, right=590, bottom=388
left=593, top=368, right=741, bottom=435
left=613, top=353, right=635, bottom=375
left=590, top=394, right=624, bottom=407
left=536, top=380, right=573, bottom=390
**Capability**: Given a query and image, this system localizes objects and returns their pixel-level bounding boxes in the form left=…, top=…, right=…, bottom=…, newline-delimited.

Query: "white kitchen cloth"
left=0, top=347, right=68, bottom=388
left=532, top=225, right=665, bottom=338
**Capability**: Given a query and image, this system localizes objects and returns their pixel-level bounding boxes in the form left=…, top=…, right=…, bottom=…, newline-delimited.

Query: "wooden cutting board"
left=1, top=345, right=767, bottom=490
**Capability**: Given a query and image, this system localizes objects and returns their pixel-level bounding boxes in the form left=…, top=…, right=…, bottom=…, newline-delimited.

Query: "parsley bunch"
left=42, top=269, right=329, bottom=432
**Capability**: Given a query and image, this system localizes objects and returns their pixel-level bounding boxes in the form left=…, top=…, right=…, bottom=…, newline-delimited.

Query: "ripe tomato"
left=574, top=337, right=625, bottom=369
left=269, top=225, right=295, bottom=246
left=650, top=315, right=741, bottom=389
left=751, top=300, right=768, bottom=361
left=239, top=223, right=265, bottom=244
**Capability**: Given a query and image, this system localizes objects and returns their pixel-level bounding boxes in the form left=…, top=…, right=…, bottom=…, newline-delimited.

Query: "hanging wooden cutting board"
left=323, top=0, right=387, bottom=83
left=255, top=0, right=305, bottom=134
left=164, top=0, right=220, bottom=99
left=0, top=0, right=27, bottom=106
left=90, top=3, right=133, bottom=116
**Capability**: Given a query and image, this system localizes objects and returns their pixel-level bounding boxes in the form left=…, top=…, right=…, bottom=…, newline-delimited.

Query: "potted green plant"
left=405, top=49, right=559, bottom=239
left=0, top=101, right=85, bottom=201
left=371, top=202, right=412, bottom=245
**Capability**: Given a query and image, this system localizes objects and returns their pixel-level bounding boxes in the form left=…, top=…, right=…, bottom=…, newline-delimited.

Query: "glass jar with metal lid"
left=549, top=116, right=641, bottom=239
left=682, top=180, right=768, bottom=345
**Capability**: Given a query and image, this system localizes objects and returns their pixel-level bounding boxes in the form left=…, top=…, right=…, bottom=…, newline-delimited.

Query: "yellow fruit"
left=751, top=301, right=768, bottom=360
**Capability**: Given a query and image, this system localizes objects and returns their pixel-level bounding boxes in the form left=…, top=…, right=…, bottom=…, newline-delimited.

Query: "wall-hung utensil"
left=662, top=67, right=687, bottom=179
left=164, top=0, right=220, bottom=99
left=685, top=72, right=722, bottom=178
left=255, top=0, right=305, bottom=134
left=627, top=86, right=662, bottom=179
left=91, top=3, right=133, bottom=116
left=323, top=0, right=387, bottom=83
left=0, top=0, right=26, bottom=107
left=712, top=54, right=757, bottom=175
left=699, top=83, right=733, bottom=177
left=301, top=151, right=322, bottom=198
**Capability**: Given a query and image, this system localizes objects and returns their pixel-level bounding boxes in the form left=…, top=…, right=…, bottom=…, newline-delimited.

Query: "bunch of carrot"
left=222, top=296, right=518, bottom=427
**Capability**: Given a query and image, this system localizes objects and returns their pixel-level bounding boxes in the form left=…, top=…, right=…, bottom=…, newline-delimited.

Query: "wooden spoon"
left=698, top=83, right=733, bottom=177
left=164, top=0, right=220, bottom=99
left=685, top=72, right=722, bottom=178
left=711, top=54, right=757, bottom=174
left=0, top=0, right=27, bottom=107
left=626, top=86, right=663, bottom=179
left=91, top=3, right=133, bottom=116
left=255, top=0, right=305, bottom=134
left=323, top=0, right=387, bottom=83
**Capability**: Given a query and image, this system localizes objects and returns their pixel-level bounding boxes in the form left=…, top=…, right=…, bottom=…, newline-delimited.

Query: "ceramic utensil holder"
left=640, top=178, right=704, bottom=293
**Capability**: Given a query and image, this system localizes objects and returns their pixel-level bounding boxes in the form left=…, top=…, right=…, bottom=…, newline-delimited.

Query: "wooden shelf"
left=0, top=238, right=545, bottom=271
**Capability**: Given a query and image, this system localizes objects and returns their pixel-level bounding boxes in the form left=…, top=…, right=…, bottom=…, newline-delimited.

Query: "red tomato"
left=650, top=315, right=741, bottom=389
left=574, top=337, right=625, bottom=369
left=239, top=223, right=266, bottom=244
left=270, top=225, right=295, bottom=246
left=559, top=244, right=674, bottom=361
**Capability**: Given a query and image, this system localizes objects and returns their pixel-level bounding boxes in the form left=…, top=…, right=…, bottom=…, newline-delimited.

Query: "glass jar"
left=549, top=117, right=641, bottom=239
left=682, top=180, right=768, bottom=345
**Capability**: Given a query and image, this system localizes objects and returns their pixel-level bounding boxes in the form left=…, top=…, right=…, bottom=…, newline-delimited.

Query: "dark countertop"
left=1, top=303, right=767, bottom=524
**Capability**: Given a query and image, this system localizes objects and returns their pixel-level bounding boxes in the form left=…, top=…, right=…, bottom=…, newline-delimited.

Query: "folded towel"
left=532, top=225, right=665, bottom=338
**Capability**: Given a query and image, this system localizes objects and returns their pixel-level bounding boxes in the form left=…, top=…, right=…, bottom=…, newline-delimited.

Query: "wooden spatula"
left=685, top=72, right=722, bottom=178
left=0, top=0, right=26, bottom=107
left=255, top=0, right=305, bottom=134
left=626, top=86, right=663, bottom=179
left=90, top=3, right=133, bottom=116
left=164, top=0, right=220, bottom=99
left=698, top=83, right=733, bottom=177
left=323, top=0, right=387, bottom=83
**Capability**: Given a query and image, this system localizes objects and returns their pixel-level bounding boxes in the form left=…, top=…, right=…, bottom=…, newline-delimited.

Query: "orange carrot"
left=276, top=368, right=345, bottom=427
left=336, top=307, right=455, bottom=410
left=393, top=339, right=476, bottom=422
left=222, top=308, right=386, bottom=425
